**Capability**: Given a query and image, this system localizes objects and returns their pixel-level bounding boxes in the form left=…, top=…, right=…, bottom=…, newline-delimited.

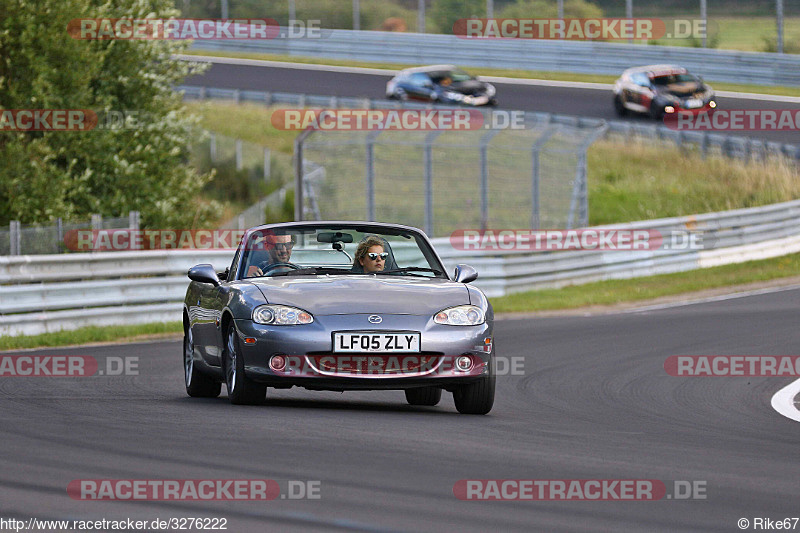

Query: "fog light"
left=456, top=355, right=473, bottom=372
left=709, top=100, right=716, bottom=108
left=270, top=355, right=286, bottom=372
left=664, top=106, right=675, bottom=113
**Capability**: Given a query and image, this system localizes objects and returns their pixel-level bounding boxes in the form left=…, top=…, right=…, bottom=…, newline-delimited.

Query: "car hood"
left=249, top=275, right=470, bottom=315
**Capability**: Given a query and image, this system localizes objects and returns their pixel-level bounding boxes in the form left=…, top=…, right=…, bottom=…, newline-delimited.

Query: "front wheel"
left=613, top=94, right=627, bottom=116
left=224, top=323, right=266, bottom=405
left=453, top=360, right=495, bottom=415
left=405, top=387, right=442, bottom=406
left=184, top=327, right=221, bottom=398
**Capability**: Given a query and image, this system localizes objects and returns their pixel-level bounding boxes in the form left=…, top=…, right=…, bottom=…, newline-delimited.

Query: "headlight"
left=434, top=305, right=485, bottom=326
left=253, top=305, right=313, bottom=325
left=443, top=91, right=465, bottom=101
left=485, top=84, right=496, bottom=97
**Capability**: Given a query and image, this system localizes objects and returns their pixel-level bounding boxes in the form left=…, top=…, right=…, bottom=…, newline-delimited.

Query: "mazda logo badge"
left=368, top=315, right=382, bottom=324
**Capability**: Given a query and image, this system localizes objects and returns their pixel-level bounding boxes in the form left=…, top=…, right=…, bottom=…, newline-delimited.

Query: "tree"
left=0, top=0, right=216, bottom=227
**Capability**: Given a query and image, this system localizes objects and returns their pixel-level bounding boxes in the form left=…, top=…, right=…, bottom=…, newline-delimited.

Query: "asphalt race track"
left=186, top=58, right=800, bottom=145
left=3, top=288, right=800, bottom=531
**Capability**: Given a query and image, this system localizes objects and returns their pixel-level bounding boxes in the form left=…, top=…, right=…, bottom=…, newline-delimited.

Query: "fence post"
left=293, top=127, right=317, bottom=222
left=235, top=139, right=243, bottom=170
left=423, top=131, right=443, bottom=237
left=91, top=214, right=102, bottom=231
left=9, top=220, right=20, bottom=256
left=128, top=211, right=140, bottom=250
left=530, top=128, right=557, bottom=230
left=56, top=218, right=63, bottom=252
left=209, top=132, right=217, bottom=163
left=479, top=129, right=500, bottom=232
left=263, top=148, right=271, bottom=180
left=365, top=130, right=382, bottom=222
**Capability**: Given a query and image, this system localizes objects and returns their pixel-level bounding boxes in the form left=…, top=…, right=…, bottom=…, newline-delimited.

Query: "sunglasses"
left=273, top=242, right=294, bottom=250
left=366, top=252, right=389, bottom=261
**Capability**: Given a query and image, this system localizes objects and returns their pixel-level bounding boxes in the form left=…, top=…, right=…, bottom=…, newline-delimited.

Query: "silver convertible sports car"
left=183, top=221, right=495, bottom=415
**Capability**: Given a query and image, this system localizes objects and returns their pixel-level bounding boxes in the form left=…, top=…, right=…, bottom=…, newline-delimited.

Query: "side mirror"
left=188, top=264, right=220, bottom=286
left=453, top=264, right=478, bottom=284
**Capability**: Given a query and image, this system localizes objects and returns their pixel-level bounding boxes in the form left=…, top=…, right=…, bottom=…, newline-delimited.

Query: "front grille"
left=306, top=353, right=442, bottom=375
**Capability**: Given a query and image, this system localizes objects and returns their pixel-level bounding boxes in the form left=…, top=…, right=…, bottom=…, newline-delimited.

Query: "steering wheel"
left=257, top=261, right=302, bottom=275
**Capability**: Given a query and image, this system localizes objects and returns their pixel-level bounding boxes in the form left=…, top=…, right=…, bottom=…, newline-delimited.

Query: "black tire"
left=453, top=360, right=495, bottom=415
left=649, top=101, right=664, bottom=120
left=613, top=94, right=627, bottom=116
left=184, top=327, right=221, bottom=398
left=405, top=387, right=442, bottom=406
left=224, top=323, right=266, bottom=405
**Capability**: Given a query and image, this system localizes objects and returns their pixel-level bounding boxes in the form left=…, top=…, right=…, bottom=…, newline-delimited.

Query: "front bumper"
left=233, top=313, right=493, bottom=390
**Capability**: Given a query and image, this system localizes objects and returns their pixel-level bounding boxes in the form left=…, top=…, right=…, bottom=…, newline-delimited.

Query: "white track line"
left=179, top=53, right=800, bottom=103
left=771, top=378, right=800, bottom=423
left=624, top=284, right=800, bottom=314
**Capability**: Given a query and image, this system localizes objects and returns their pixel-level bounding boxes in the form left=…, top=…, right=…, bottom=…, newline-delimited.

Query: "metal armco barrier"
left=178, top=85, right=800, bottom=163
left=189, top=29, right=800, bottom=87
left=3, top=200, right=800, bottom=336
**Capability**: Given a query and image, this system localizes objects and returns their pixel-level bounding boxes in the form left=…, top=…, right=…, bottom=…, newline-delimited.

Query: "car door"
left=407, top=72, right=436, bottom=101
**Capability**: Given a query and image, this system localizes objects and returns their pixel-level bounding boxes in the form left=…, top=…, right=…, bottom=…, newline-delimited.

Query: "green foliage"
left=498, top=0, right=603, bottom=19
left=0, top=0, right=217, bottom=227
left=177, top=0, right=421, bottom=31
left=429, top=0, right=484, bottom=34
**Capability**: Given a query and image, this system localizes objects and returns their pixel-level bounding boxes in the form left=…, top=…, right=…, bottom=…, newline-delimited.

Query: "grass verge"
left=182, top=49, right=800, bottom=98
left=491, top=252, right=800, bottom=313
left=0, top=322, right=183, bottom=352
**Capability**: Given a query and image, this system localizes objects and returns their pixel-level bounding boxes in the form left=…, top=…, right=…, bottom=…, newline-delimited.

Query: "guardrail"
left=179, top=85, right=800, bottom=162
left=189, top=28, right=800, bottom=86
left=3, top=200, right=800, bottom=336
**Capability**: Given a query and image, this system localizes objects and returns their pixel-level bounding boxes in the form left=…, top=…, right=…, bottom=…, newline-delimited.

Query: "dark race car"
left=613, top=64, right=716, bottom=119
left=183, top=221, right=495, bottom=415
left=386, top=64, right=497, bottom=106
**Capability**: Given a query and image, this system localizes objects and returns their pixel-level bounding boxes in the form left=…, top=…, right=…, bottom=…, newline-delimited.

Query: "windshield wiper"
left=376, top=267, right=445, bottom=277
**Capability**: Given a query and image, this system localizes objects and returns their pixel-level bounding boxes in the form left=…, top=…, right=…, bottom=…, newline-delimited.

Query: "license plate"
left=684, top=98, right=702, bottom=109
left=334, top=332, right=420, bottom=353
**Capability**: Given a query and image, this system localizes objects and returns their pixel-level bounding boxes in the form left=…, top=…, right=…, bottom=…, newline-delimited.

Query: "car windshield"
left=238, top=224, right=446, bottom=279
left=428, top=68, right=473, bottom=84
left=651, top=73, right=699, bottom=85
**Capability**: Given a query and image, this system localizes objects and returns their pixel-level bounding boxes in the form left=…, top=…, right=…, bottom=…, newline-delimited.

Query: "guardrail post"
left=56, top=218, right=63, bottom=252
left=479, top=129, right=500, bottom=232
left=233, top=89, right=241, bottom=104
left=424, top=131, right=443, bottom=237
left=9, top=220, right=20, bottom=256
left=417, top=0, right=425, bottom=33
left=365, top=129, right=382, bottom=222
left=264, top=91, right=272, bottom=106
left=91, top=214, right=102, bottom=231
left=353, top=0, right=360, bottom=31
left=235, top=139, right=243, bottom=170
left=263, top=148, right=271, bottom=180
left=700, top=132, right=709, bottom=159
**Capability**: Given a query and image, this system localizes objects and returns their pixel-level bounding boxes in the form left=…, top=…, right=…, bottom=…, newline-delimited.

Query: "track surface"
left=187, top=60, right=800, bottom=145
left=3, top=289, right=800, bottom=531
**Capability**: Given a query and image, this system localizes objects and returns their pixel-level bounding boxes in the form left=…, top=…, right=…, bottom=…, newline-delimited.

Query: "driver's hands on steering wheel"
left=247, top=261, right=301, bottom=277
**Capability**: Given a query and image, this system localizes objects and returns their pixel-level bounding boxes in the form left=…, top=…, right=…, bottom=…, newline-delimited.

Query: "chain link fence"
left=0, top=213, right=137, bottom=256
left=294, top=118, right=607, bottom=237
